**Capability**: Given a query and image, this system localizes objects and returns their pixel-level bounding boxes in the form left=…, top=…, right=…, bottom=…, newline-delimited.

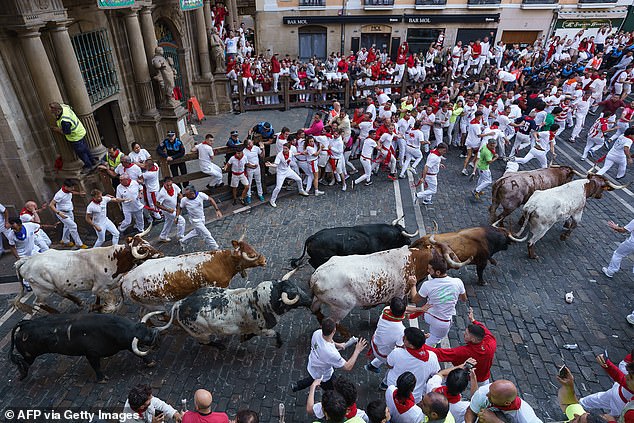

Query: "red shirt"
left=471, top=44, right=482, bottom=59
left=396, top=53, right=407, bottom=65
left=241, top=62, right=252, bottom=78
left=367, top=49, right=377, bottom=63
left=428, top=320, right=497, bottom=383
left=271, top=57, right=281, bottom=73
left=338, top=59, right=348, bottom=73
left=182, top=410, right=229, bottom=423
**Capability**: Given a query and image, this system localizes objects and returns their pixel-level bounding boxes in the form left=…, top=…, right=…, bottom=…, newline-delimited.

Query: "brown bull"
left=411, top=226, right=514, bottom=285
left=489, top=166, right=581, bottom=225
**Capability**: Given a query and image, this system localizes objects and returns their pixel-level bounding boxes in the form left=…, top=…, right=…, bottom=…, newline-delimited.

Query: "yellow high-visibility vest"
left=56, top=104, right=86, bottom=142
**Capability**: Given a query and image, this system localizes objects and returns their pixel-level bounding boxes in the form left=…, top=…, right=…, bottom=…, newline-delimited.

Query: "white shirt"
left=425, top=152, right=442, bottom=175
left=387, top=348, right=440, bottom=402
left=426, top=375, right=470, bottom=423
left=129, top=149, right=151, bottom=165
left=469, top=385, right=542, bottom=423
left=330, top=137, right=344, bottom=160
left=274, top=135, right=288, bottom=156
left=397, top=117, right=415, bottom=135
left=608, top=135, right=633, bottom=158
left=122, top=396, right=178, bottom=423
left=195, top=143, right=215, bottom=169
left=157, top=184, right=181, bottom=211
left=228, top=154, right=248, bottom=173
left=306, top=145, right=319, bottom=162
left=386, top=386, right=425, bottom=423
left=535, top=131, right=553, bottom=151
left=359, top=121, right=374, bottom=140
left=307, top=329, right=346, bottom=382
left=225, top=36, right=239, bottom=54
left=361, top=138, right=377, bottom=158
left=179, top=191, right=209, bottom=221
left=115, top=164, right=143, bottom=182
left=372, top=307, right=406, bottom=357
left=312, top=403, right=369, bottom=422
left=498, top=71, right=516, bottom=83
left=406, top=130, right=424, bottom=149
left=142, top=167, right=160, bottom=192
left=7, top=222, right=40, bottom=257
left=244, top=146, right=262, bottom=167
left=273, top=151, right=297, bottom=173
left=53, top=189, right=74, bottom=212
left=466, top=120, right=483, bottom=146
left=573, top=99, right=590, bottom=116
left=418, top=276, right=465, bottom=320
left=86, top=197, right=113, bottom=226
left=366, top=103, right=377, bottom=122
left=116, top=181, right=144, bottom=212
left=623, top=219, right=634, bottom=243
left=0, top=203, right=6, bottom=228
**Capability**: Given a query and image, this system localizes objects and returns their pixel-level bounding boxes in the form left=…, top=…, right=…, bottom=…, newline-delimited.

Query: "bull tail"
left=9, top=322, right=29, bottom=379
left=289, top=239, right=309, bottom=268
left=509, top=211, right=532, bottom=242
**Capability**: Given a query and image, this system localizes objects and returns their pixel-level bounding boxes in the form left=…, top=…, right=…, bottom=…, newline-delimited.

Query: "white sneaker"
left=158, top=237, right=171, bottom=243
left=627, top=314, right=634, bottom=325
left=602, top=267, right=614, bottom=278
left=269, top=200, right=277, bottom=208
left=315, top=190, right=325, bottom=196
left=342, top=184, right=347, bottom=191
left=328, top=179, right=336, bottom=186
left=299, top=190, right=309, bottom=197
left=461, top=169, right=469, bottom=176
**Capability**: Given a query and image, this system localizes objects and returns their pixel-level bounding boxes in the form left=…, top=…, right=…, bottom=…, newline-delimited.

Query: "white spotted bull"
left=14, top=225, right=162, bottom=314
left=512, top=175, right=627, bottom=259
left=142, top=270, right=310, bottom=348
left=310, top=238, right=471, bottom=324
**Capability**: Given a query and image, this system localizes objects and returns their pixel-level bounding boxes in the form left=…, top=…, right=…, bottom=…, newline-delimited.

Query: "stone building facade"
left=0, top=0, right=231, bottom=214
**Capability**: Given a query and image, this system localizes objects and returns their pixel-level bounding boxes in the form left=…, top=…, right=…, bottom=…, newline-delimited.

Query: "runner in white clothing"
left=466, top=380, right=543, bottom=423
left=408, top=252, right=467, bottom=346
left=400, top=122, right=426, bottom=178
left=116, top=174, right=145, bottom=234
left=139, top=158, right=162, bottom=220
left=192, top=134, right=224, bottom=189
left=49, top=179, right=87, bottom=249
left=596, top=129, right=633, bottom=179
left=7, top=219, right=41, bottom=258
left=85, top=189, right=126, bottom=247
left=602, top=218, right=634, bottom=278
left=265, top=144, right=309, bottom=208
left=386, top=372, right=425, bottom=423
left=176, top=186, right=222, bottom=250
left=156, top=177, right=186, bottom=242
left=223, top=149, right=250, bottom=205
left=415, top=143, right=447, bottom=205
left=244, top=138, right=265, bottom=202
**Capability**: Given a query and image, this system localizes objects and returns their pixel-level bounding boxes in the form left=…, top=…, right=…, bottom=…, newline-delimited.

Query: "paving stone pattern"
left=0, top=108, right=632, bottom=422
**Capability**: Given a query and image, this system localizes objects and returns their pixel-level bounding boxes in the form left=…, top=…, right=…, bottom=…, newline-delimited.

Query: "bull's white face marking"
left=66, top=325, right=72, bottom=342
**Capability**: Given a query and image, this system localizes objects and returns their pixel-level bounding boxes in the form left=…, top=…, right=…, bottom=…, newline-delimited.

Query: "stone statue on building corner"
left=209, top=28, right=226, bottom=74
left=152, top=46, right=179, bottom=106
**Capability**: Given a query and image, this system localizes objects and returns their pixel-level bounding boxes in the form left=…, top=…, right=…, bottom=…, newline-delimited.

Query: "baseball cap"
left=167, top=131, right=176, bottom=136
left=231, top=130, right=239, bottom=135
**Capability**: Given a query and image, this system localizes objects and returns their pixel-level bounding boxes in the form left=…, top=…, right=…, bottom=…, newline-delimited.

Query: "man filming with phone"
left=556, top=364, right=610, bottom=423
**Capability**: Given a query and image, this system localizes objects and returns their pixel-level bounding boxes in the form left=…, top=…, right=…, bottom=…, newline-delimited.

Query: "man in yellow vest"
left=49, top=102, right=95, bottom=172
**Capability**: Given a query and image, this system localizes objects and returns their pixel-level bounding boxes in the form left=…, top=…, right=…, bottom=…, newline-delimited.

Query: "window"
left=299, top=0, right=326, bottom=6
left=299, top=26, right=327, bottom=61
left=407, top=29, right=442, bottom=55
left=71, top=29, right=119, bottom=105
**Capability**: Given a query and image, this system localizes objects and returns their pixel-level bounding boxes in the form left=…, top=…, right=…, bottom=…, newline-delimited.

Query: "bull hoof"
left=528, top=254, right=539, bottom=260
left=89, top=303, right=103, bottom=313
left=201, top=340, right=226, bottom=350
left=560, top=234, right=570, bottom=241
left=477, top=280, right=488, bottom=286
left=275, top=332, right=283, bottom=348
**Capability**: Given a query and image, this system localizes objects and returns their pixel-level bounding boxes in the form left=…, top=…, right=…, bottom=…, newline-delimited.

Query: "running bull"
left=511, top=175, right=627, bottom=259
left=9, top=314, right=160, bottom=382
left=118, top=239, right=266, bottom=308
left=411, top=226, right=515, bottom=286
left=310, top=238, right=471, bottom=323
left=489, top=166, right=582, bottom=225
left=142, top=270, right=310, bottom=348
left=14, top=225, right=161, bottom=314
left=290, top=216, right=418, bottom=268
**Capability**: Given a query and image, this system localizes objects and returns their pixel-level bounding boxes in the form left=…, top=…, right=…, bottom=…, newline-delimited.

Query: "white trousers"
left=202, top=163, right=224, bottom=187
left=400, top=147, right=423, bottom=177
left=510, top=133, right=531, bottom=157
left=416, top=175, right=438, bottom=202
left=181, top=217, right=219, bottom=250
left=515, top=147, right=548, bottom=169
left=611, top=121, right=630, bottom=141
left=424, top=312, right=451, bottom=346
left=93, top=219, right=120, bottom=247
left=397, top=137, right=407, bottom=167
left=160, top=211, right=185, bottom=240
left=119, top=209, right=144, bottom=233
left=394, top=63, right=405, bottom=83
left=475, top=169, right=492, bottom=192
left=270, top=170, right=303, bottom=203
left=606, top=238, right=634, bottom=275
left=247, top=167, right=263, bottom=197
left=571, top=113, right=587, bottom=140
left=372, top=150, right=397, bottom=174
left=597, top=154, right=628, bottom=179
left=433, top=127, right=444, bottom=148
left=272, top=72, right=280, bottom=91
left=582, top=137, right=604, bottom=159
left=34, top=230, right=51, bottom=252
left=355, top=157, right=373, bottom=184
left=56, top=210, right=83, bottom=245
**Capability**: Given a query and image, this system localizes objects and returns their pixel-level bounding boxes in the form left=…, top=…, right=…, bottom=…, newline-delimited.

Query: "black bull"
left=290, top=222, right=418, bottom=268
left=9, top=314, right=159, bottom=382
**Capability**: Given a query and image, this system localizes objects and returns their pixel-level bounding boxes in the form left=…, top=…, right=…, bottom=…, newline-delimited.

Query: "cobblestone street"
left=0, top=108, right=633, bottom=422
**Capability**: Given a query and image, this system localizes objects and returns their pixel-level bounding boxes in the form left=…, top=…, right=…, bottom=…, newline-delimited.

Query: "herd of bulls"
left=8, top=168, right=627, bottom=382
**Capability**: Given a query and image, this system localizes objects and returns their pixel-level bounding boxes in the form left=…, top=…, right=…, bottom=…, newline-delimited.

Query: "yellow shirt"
left=565, top=404, right=586, bottom=422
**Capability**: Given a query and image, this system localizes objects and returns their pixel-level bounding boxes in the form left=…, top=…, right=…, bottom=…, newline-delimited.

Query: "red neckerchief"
left=406, top=345, right=430, bottom=361
left=549, top=132, right=556, bottom=141
left=283, top=152, right=291, bottom=164
left=393, top=390, right=416, bottom=414
left=165, top=185, right=175, bottom=197
left=345, top=403, right=358, bottom=419
left=92, top=199, right=102, bottom=204
left=61, top=186, right=71, bottom=194
left=431, top=149, right=442, bottom=156
left=470, top=118, right=480, bottom=125
left=20, top=208, right=33, bottom=216
left=110, top=149, right=120, bottom=159
left=434, top=386, right=462, bottom=404
left=381, top=308, right=405, bottom=322
left=123, top=162, right=134, bottom=169
left=494, top=397, right=522, bottom=411
left=489, top=147, right=496, bottom=155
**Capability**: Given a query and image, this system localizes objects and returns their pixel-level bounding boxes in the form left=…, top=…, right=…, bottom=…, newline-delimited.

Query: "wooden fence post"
left=344, top=81, right=350, bottom=109
left=283, top=77, right=290, bottom=111
left=238, top=86, right=245, bottom=113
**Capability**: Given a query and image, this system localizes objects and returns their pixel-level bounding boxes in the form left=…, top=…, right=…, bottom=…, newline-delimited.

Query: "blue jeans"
left=70, top=138, right=94, bottom=168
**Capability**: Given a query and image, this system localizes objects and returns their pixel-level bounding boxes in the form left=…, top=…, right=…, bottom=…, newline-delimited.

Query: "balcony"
left=521, top=0, right=558, bottom=9
left=577, top=0, right=616, bottom=7
left=299, top=0, right=325, bottom=8
left=364, top=0, right=395, bottom=10
left=467, top=0, right=501, bottom=8
left=415, top=0, right=447, bottom=9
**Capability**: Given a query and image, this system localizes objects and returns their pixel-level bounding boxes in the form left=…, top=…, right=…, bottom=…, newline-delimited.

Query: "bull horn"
left=131, top=337, right=150, bottom=356
left=238, top=228, right=246, bottom=243
left=136, top=222, right=153, bottom=238
left=588, top=164, right=598, bottom=174
left=281, top=292, right=299, bottom=305
left=606, top=180, right=630, bottom=190
left=241, top=251, right=258, bottom=262
left=141, top=311, right=165, bottom=324
left=281, top=268, right=298, bottom=281
left=572, top=169, right=586, bottom=178
left=443, top=252, right=473, bottom=268
left=428, top=234, right=438, bottom=245
left=507, top=232, right=529, bottom=242
left=401, top=229, right=419, bottom=237
left=391, top=215, right=405, bottom=226
left=432, top=220, right=439, bottom=234
left=131, top=245, right=149, bottom=260
left=550, top=164, right=561, bottom=168
left=492, top=218, right=502, bottom=228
